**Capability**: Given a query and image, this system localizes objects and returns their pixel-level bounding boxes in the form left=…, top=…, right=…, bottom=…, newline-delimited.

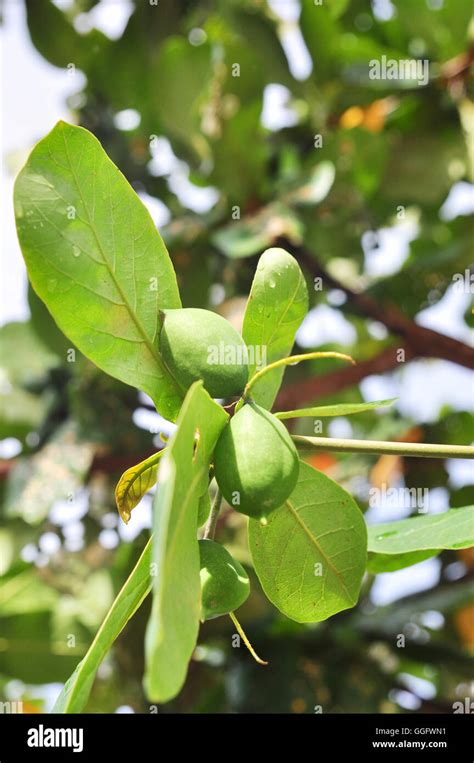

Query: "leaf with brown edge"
left=115, top=450, right=165, bottom=524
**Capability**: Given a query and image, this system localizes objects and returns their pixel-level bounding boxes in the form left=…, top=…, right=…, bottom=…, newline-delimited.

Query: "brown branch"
left=275, top=344, right=414, bottom=409
left=281, top=240, right=474, bottom=371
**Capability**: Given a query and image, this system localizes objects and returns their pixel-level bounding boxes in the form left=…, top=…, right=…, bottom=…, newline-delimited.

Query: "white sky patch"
left=0, top=437, right=22, bottom=458
left=279, top=24, right=313, bottom=81
left=148, top=136, right=177, bottom=176
left=261, top=84, right=299, bottom=131
left=268, top=0, right=300, bottom=22
left=399, top=673, right=437, bottom=700
left=118, top=495, right=152, bottom=542
left=418, top=610, right=445, bottom=629
left=372, top=0, right=396, bottom=22
left=1, top=1, right=84, bottom=325
left=447, top=459, right=474, bottom=489
left=371, top=557, right=441, bottom=606
left=362, top=218, right=418, bottom=278
left=440, top=181, right=474, bottom=221
left=327, top=417, right=353, bottom=439
left=268, top=0, right=312, bottom=80
left=148, top=136, right=219, bottom=213
left=297, top=305, right=357, bottom=347
left=389, top=689, right=421, bottom=711
left=132, top=406, right=176, bottom=439
left=416, top=285, right=472, bottom=345
left=49, top=489, right=89, bottom=526
left=361, top=359, right=474, bottom=423
left=114, top=108, right=141, bottom=131
left=99, top=528, right=119, bottom=549
left=167, top=166, right=219, bottom=214
left=137, top=191, right=171, bottom=229
left=84, top=0, right=134, bottom=40
left=38, top=531, right=61, bottom=555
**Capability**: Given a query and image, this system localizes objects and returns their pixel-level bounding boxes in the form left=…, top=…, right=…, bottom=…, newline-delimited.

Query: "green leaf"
left=249, top=461, right=367, bottom=623
left=0, top=320, right=60, bottom=387
left=14, top=121, right=184, bottom=421
left=275, top=398, right=397, bottom=420
left=53, top=539, right=153, bottom=713
left=0, top=388, right=46, bottom=440
left=197, top=488, right=211, bottom=528
left=212, top=203, right=303, bottom=259
left=25, top=0, right=107, bottom=70
left=367, top=506, right=474, bottom=573
left=286, top=162, right=335, bottom=206
left=145, top=382, right=228, bottom=703
left=326, top=0, right=350, bottom=19
left=367, top=550, right=437, bottom=574
left=155, top=37, right=212, bottom=160
left=115, top=450, right=164, bottom=524
left=242, top=248, right=308, bottom=409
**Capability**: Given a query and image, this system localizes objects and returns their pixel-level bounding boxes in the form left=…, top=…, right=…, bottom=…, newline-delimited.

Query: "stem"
left=203, top=488, right=222, bottom=540
left=243, top=352, right=355, bottom=400
left=292, top=435, right=474, bottom=460
left=229, top=611, right=268, bottom=665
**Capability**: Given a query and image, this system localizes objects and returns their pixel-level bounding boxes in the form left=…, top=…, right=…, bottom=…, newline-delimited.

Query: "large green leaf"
left=367, top=506, right=474, bottom=573
left=242, top=248, right=308, bottom=409
left=249, top=461, right=367, bottom=622
left=144, top=382, right=228, bottom=703
left=52, top=539, right=153, bottom=713
left=14, top=121, right=184, bottom=420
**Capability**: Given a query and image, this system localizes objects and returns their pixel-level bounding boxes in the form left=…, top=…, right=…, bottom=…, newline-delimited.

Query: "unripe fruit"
left=199, top=539, right=250, bottom=620
left=159, top=308, right=248, bottom=398
left=213, top=402, right=299, bottom=521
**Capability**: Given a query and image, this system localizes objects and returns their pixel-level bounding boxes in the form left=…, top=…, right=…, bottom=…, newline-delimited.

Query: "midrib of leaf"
left=165, top=467, right=203, bottom=561
left=60, top=130, right=166, bottom=371
left=262, top=268, right=304, bottom=350
left=285, top=499, right=354, bottom=603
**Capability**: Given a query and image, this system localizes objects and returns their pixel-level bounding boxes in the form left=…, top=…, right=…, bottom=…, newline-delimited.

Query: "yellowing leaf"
left=115, top=450, right=164, bottom=524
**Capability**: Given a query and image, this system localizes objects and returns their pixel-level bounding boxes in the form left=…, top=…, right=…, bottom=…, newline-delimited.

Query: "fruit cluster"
left=160, top=308, right=299, bottom=620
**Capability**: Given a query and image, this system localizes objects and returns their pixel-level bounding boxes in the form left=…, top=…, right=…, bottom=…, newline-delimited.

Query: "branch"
left=275, top=344, right=413, bottom=409
left=292, top=435, right=474, bottom=459
left=280, top=240, right=474, bottom=371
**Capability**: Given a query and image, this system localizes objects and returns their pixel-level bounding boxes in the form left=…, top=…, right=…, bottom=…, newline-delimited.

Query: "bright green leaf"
left=249, top=461, right=367, bottom=622
left=242, top=248, right=308, bottom=409
left=367, top=506, right=474, bottom=573
left=275, top=398, right=397, bottom=420
left=144, top=382, right=228, bottom=703
left=212, top=203, right=303, bottom=259
left=14, top=121, right=184, bottom=420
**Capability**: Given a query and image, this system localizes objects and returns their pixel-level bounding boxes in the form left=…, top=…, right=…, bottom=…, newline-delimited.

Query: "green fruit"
left=213, top=402, right=299, bottom=521
left=199, top=539, right=250, bottom=620
left=159, top=308, right=248, bottom=398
